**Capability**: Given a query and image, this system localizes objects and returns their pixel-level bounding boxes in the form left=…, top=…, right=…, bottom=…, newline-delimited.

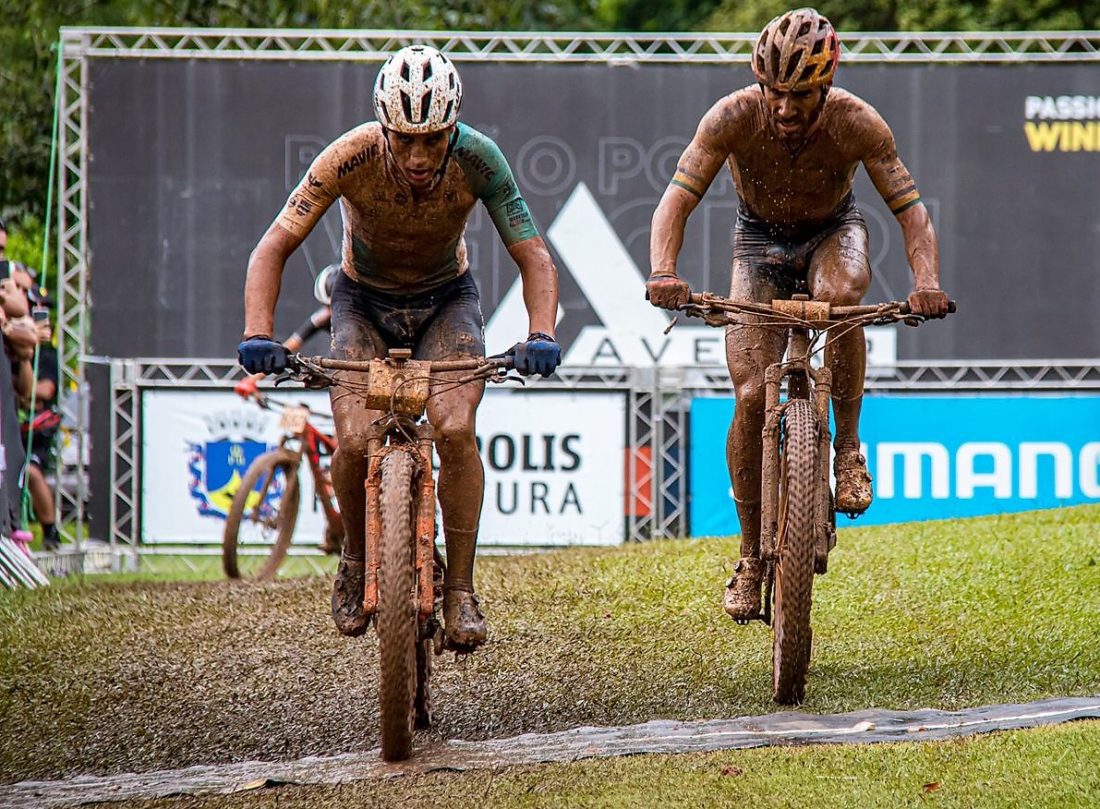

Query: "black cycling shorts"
left=731, top=193, right=869, bottom=297
left=329, top=270, right=485, bottom=361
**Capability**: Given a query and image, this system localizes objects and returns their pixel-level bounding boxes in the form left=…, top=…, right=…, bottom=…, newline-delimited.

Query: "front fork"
left=759, top=331, right=836, bottom=605
left=361, top=424, right=439, bottom=625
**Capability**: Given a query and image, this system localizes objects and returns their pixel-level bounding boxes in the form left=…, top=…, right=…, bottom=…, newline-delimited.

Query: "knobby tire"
left=377, top=449, right=419, bottom=762
left=772, top=398, right=819, bottom=705
left=222, top=448, right=301, bottom=581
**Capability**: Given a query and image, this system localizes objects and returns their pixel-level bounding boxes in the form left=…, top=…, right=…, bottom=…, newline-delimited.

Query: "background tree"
left=704, top=0, right=1099, bottom=33
left=2, top=0, right=1095, bottom=229
left=0, top=0, right=598, bottom=227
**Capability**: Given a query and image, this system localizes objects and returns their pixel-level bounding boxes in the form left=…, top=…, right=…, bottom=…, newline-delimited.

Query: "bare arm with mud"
left=244, top=147, right=342, bottom=337
left=243, top=224, right=307, bottom=338
left=860, top=107, right=948, bottom=317
left=507, top=237, right=558, bottom=337
left=650, top=100, right=734, bottom=280
left=647, top=100, right=734, bottom=308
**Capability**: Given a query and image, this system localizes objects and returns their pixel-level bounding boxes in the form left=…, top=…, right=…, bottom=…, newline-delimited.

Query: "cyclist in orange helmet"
left=647, top=8, right=949, bottom=621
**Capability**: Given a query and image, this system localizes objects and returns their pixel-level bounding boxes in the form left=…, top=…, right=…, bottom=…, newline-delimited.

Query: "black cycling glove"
left=237, top=335, right=290, bottom=374
left=512, top=332, right=562, bottom=378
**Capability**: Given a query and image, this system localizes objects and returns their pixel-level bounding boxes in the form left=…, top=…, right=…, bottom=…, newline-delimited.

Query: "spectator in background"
left=22, top=287, right=61, bottom=550
left=0, top=219, right=36, bottom=293
left=0, top=275, right=37, bottom=539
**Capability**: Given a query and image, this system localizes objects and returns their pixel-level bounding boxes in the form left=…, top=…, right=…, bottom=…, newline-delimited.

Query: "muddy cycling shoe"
left=724, top=557, right=764, bottom=623
left=834, top=450, right=873, bottom=515
left=331, top=555, right=372, bottom=637
left=442, top=587, right=487, bottom=650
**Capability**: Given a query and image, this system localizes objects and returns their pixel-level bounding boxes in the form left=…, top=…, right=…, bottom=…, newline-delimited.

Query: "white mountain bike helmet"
left=313, top=264, right=339, bottom=306
left=373, top=45, right=462, bottom=134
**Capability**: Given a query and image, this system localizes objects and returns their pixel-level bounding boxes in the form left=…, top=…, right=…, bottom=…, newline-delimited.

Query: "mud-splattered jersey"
left=670, top=87, right=922, bottom=228
left=275, top=122, right=539, bottom=294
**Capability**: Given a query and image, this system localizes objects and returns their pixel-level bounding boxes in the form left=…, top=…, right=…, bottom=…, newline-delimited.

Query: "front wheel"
left=222, top=448, right=301, bottom=581
left=771, top=399, right=819, bottom=705
left=376, top=449, right=420, bottom=762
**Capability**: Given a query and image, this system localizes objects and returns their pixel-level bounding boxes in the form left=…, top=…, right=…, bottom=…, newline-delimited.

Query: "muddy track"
left=3, top=507, right=1099, bottom=796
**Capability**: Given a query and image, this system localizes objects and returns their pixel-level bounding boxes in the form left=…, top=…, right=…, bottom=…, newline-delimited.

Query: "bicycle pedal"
left=733, top=613, right=767, bottom=626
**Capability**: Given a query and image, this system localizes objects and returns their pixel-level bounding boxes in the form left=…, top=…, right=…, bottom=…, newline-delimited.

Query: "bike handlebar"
left=277, top=352, right=517, bottom=392
left=682, top=293, right=956, bottom=325
left=292, top=355, right=515, bottom=374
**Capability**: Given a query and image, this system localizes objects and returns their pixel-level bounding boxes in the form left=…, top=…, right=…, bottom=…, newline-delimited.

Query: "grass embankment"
left=1, top=505, right=1097, bottom=786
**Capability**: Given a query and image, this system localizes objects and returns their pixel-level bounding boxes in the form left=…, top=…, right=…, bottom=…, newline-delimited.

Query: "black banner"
left=87, top=59, right=1100, bottom=361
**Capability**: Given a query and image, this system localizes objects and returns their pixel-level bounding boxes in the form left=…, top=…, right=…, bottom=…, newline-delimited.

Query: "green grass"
left=1, top=505, right=1098, bottom=785
left=34, top=550, right=337, bottom=584
left=115, top=720, right=1100, bottom=808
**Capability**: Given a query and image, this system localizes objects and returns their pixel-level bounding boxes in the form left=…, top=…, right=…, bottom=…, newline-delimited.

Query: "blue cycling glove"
left=513, top=332, right=561, bottom=378
left=237, top=335, right=290, bottom=374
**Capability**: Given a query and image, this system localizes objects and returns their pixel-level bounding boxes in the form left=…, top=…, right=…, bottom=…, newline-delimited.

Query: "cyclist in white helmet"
left=239, top=45, right=561, bottom=649
left=648, top=8, right=949, bottom=622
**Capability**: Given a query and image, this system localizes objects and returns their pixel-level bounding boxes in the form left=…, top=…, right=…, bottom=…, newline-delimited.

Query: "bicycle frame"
left=288, top=349, right=511, bottom=627
left=759, top=297, right=836, bottom=588
left=250, top=399, right=340, bottom=540
left=294, top=419, right=341, bottom=540
left=679, top=292, right=955, bottom=595
left=363, top=418, right=437, bottom=622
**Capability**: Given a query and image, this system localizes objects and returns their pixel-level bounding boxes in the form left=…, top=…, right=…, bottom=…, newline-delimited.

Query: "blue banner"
left=689, top=395, right=1100, bottom=537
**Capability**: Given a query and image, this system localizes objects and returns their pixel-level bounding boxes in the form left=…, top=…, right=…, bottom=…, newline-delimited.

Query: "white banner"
left=140, top=388, right=625, bottom=547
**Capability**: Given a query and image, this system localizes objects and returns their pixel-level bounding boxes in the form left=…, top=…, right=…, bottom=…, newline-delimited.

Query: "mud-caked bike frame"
left=285, top=348, right=514, bottom=762
left=222, top=394, right=342, bottom=581
left=680, top=292, right=953, bottom=704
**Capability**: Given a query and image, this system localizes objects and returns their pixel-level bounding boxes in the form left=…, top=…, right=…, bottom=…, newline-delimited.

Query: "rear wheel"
left=222, top=448, right=301, bottom=581
left=376, top=449, right=420, bottom=761
left=772, top=399, right=819, bottom=705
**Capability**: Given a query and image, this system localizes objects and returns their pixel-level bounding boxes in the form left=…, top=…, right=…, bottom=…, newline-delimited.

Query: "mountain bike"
left=679, top=292, right=954, bottom=704
left=222, top=392, right=342, bottom=581
left=283, top=348, right=515, bottom=761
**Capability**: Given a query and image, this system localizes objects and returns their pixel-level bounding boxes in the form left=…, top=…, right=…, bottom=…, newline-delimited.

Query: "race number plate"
left=279, top=405, right=310, bottom=435
left=365, top=359, right=432, bottom=415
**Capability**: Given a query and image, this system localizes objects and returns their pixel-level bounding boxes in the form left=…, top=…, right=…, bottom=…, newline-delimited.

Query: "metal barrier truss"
left=54, top=28, right=1100, bottom=556
left=102, top=357, right=1100, bottom=565
left=62, top=28, right=1100, bottom=63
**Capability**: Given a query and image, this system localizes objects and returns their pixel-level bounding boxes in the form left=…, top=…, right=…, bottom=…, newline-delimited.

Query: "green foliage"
left=704, top=0, right=1100, bottom=34
left=4, top=216, right=47, bottom=278
left=595, top=0, right=724, bottom=31
left=0, top=0, right=599, bottom=223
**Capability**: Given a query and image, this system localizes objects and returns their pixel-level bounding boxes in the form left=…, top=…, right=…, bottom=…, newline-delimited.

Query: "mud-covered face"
left=384, top=126, right=454, bottom=189
left=761, top=85, right=827, bottom=143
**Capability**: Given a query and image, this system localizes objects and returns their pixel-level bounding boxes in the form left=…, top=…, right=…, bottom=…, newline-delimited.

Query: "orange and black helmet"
left=752, top=8, right=840, bottom=92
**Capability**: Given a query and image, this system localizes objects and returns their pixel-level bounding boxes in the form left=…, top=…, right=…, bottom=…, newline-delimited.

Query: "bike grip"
left=899, top=299, right=957, bottom=316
